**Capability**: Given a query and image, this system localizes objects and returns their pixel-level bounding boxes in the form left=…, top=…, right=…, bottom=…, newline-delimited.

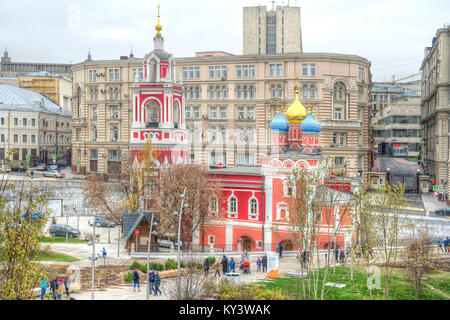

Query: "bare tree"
left=156, top=164, right=224, bottom=251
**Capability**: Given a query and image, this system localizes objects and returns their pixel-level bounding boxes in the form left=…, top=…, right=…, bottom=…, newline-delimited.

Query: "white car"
left=43, top=170, right=65, bottom=178
left=0, top=165, right=11, bottom=172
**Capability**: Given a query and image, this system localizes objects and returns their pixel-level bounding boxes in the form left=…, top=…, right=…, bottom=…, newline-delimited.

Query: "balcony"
left=71, top=117, right=87, bottom=127
left=146, top=122, right=159, bottom=128
left=321, top=120, right=361, bottom=128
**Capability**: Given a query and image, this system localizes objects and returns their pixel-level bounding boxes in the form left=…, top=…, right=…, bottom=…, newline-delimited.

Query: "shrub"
left=208, top=257, right=216, bottom=265
left=216, top=279, right=286, bottom=300
left=165, top=258, right=178, bottom=270
left=123, top=272, right=133, bottom=282
left=129, top=261, right=142, bottom=271
left=140, top=262, right=164, bottom=272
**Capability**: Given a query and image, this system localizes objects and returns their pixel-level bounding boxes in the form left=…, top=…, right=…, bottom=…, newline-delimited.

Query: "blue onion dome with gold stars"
left=311, top=107, right=322, bottom=133
left=300, top=108, right=316, bottom=133
left=270, top=108, right=289, bottom=132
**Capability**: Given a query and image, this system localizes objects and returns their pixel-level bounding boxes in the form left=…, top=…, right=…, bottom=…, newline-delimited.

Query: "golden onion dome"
left=286, top=77, right=307, bottom=124
left=155, top=5, right=162, bottom=35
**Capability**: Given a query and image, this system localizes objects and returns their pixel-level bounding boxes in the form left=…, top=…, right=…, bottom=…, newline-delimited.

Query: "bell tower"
left=130, top=5, right=188, bottom=166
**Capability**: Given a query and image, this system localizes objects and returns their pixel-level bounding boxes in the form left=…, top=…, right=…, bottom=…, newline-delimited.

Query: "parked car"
left=0, top=165, right=11, bottom=172
left=11, top=162, right=28, bottom=172
left=49, top=224, right=81, bottom=238
left=43, top=170, right=65, bottom=178
left=36, top=164, right=48, bottom=171
left=157, top=238, right=182, bottom=250
left=88, top=215, right=116, bottom=227
left=434, top=207, right=450, bottom=216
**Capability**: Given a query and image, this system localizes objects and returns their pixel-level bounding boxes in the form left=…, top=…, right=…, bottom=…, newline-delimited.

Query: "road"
left=378, top=157, right=421, bottom=174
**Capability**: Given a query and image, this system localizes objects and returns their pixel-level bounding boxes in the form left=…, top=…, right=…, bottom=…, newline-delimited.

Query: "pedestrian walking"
left=339, top=249, right=345, bottom=264
left=334, top=247, right=339, bottom=262
left=154, top=272, right=162, bottom=296
left=444, top=237, right=449, bottom=253
left=221, top=255, right=228, bottom=275
left=148, top=268, right=156, bottom=295
left=278, top=242, right=283, bottom=259
left=228, top=257, right=236, bottom=273
left=203, top=257, right=210, bottom=276
left=132, top=267, right=140, bottom=292
left=50, top=276, right=58, bottom=300
left=256, top=257, right=262, bottom=272
left=30, top=170, right=34, bottom=180
left=57, top=278, right=64, bottom=300
left=102, top=247, right=107, bottom=259
left=302, top=250, right=307, bottom=268
left=262, top=255, right=267, bottom=272
left=40, top=277, right=49, bottom=300
left=63, top=274, right=72, bottom=297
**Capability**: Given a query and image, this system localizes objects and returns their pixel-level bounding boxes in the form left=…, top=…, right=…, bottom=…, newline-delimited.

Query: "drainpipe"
left=261, top=175, right=265, bottom=252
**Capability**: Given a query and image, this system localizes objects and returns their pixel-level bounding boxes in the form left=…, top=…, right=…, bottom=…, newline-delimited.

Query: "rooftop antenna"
left=130, top=42, right=134, bottom=58
left=272, top=0, right=275, bottom=11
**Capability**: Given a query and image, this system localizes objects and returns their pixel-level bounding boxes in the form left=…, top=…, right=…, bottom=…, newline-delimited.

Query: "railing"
left=321, top=120, right=361, bottom=128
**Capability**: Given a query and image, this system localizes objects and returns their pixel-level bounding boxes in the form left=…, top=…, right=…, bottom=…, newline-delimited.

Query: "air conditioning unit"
left=222, top=76, right=227, bottom=81
left=113, top=115, right=119, bottom=119
left=111, top=138, right=117, bottom=142
left=331, top=143, right=336, bottom=147
left=247, top=116, right=254, bottom=120
left=124, top=94, right=129, bottom=98
left=238, top=116, right=244, bottom=120
left=100, top=89, right=105, bottom=93
left=202, top=115, right=208, bottom=120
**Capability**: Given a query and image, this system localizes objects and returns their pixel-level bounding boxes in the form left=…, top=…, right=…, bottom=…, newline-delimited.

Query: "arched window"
left=310, top=85, right=315, bottom=99
left=173, top=102, right=180, bottom=128
left=149, top=58, right=157, bottom=82
left=228, top=196, right=237, bottom=218
left=146, top=101, right=159, bottom=127
left=249, top=197, right=258, bottom=220
left=334, top=82, right=346, bottom=101
left=112, top=126, right=119, bottom=141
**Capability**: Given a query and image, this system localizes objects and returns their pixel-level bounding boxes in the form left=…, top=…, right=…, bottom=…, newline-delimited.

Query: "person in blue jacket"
left=40, top=277, right=49, bottom=300
left=148, top=268, right=156, bottom=295
left=228, top=257, right=236, bottom=273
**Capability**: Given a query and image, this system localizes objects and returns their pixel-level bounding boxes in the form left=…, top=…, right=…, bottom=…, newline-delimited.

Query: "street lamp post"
left=146, top=214, right=158, bottom=300
left=175, top=187, right=187, bottom=298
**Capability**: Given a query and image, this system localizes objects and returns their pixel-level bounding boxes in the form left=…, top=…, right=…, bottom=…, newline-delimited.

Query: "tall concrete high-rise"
left=243, top=5, right=302, bottom=55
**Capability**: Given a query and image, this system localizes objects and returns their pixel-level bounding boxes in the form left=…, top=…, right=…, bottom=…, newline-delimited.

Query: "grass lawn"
left=260, top=266, right=450, bottom=300
left=31, top=250, right=80, bottom=262
left=40, top=237, right=88, bottom=244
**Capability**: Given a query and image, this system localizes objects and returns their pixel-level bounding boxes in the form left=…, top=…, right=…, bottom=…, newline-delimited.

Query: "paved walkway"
left=422, top=193, right=448, bottom=214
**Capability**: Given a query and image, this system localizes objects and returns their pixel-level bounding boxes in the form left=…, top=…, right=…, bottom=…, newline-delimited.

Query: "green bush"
left=217, top=280, right=286, bottom=300
left=165, top=258, right=178, bottom=270
left=123, top=272, right=133, bottom=282
left=208, top=257, right=216, bottom=265
left=140, top=262, right=164, bottom=272
left=129, top=261, right=142, bottom=271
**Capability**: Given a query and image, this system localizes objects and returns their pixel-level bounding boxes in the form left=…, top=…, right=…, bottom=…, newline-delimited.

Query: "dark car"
left=88, top=215, right=116, bottom=228
left=49, top=224, right=81, bottom=238
left=434, top=208, right=450, bottom=216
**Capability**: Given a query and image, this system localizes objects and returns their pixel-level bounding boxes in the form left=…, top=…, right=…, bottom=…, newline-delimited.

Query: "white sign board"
left=47, top=199, right=63, bottom=217
left=266, top=252, right=279, bottom=278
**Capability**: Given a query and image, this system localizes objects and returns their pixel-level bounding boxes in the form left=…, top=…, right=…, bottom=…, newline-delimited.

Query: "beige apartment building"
left=71, top=54, right=140, bottom=175
left=421, top=25, right=450, bottom=195
left=177, top=51, right=372, bottom=179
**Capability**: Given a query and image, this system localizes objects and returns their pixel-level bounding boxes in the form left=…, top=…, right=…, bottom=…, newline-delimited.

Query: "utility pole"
left=177, top=187, right=187, bottom=299
left=91, top=209, right=95, bottom=301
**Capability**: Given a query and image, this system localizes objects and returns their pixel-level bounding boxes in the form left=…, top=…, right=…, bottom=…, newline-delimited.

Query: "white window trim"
left=228, top=195, right=238, bottom=218
left=248, top=196, right=259, bottom=220
left=276, top=202, right=289, bottom=221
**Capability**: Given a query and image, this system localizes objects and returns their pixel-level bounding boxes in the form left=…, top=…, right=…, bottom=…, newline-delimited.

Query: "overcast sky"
left=0, top=0, right=448, bottom=81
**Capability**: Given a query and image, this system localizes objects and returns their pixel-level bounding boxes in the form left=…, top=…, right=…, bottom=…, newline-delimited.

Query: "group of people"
left=131, top=267, right=162, bottom=296
left=205, top=252, right=268, bottom=276
left=334, top=248, right=347, bottom=264
left=40, top=274, right=72, bottom=300
left=438, top=237, right=449, bottom=252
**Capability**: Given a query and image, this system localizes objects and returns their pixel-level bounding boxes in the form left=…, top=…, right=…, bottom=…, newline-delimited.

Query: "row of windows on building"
left=0, top=117, right=69, bottom=129
left=187, top=127, right=256, bottom=145
left=370, top=94, right=396, bottom=103
left=88, top=125, right=120, bottom=142
left=90, top=106, right=120, bottom=119
left=185, top=106, right=255, bottom=120
left=183, top=63, right=319, bottom=80
left=0, top=133, right=70, bottom=144
left=186, top=84, right=318, bottom=100
left=372, top=129, right=421, bottom=138
left=88, top=149, right=120, bottom=160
